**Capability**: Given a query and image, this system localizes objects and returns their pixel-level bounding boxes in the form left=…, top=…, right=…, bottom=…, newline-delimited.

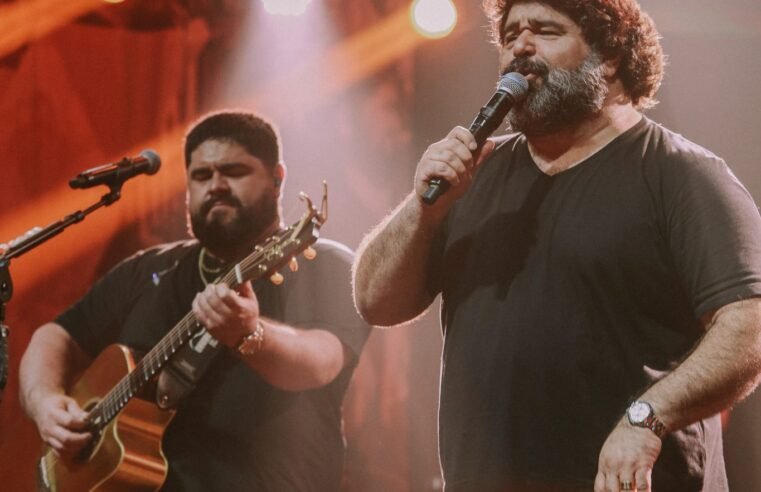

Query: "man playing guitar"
left=20, top=110, right=370, bottom=491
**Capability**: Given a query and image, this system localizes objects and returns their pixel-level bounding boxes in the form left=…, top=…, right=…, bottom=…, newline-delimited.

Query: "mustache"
left=504, top=57, right=550, bottom=79
left=200, top=194, right=242, bottom=216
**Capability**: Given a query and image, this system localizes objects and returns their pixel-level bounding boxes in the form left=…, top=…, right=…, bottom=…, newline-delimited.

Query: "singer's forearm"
left=638, top=298, right=761, bottom=432
left=353, top=193, right=444, bottom=327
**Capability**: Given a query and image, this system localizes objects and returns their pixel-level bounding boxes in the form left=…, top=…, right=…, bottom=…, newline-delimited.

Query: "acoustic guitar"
left=36, top=189, right=327, bottom=491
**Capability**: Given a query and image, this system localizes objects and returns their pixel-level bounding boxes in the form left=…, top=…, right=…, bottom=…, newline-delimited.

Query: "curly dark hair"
left=184, top=110, right=281, bottom=168
left=483, top=0, right=665, bottom=109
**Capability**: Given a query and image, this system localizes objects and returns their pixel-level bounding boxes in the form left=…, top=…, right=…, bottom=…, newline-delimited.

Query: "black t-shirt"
left=57, top=238, right=371, bottom=491
left=429, top=117, right=761, bottom=491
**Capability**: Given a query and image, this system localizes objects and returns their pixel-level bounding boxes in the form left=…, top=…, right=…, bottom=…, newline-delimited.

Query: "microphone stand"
left=0, top=184, right=123, bottom=403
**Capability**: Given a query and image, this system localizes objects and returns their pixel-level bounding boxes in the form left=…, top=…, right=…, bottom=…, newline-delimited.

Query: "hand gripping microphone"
left=422, top=72, right=529, bottom=205
left=69, top=149, right=162, bottom=190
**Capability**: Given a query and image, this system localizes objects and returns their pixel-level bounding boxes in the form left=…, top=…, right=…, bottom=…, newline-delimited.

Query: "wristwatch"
left=626, top=400, right=667, bottom=438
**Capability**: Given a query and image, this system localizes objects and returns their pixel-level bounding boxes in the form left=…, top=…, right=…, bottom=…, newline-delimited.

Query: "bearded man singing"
left=353, top=1, right=761, bottom=491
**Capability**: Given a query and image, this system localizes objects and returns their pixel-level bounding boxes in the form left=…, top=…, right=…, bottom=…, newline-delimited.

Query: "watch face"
left=628, top=401, right=652, bottom=424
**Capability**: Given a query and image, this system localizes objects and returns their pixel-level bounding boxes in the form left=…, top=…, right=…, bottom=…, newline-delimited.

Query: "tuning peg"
left=289, top=257, right=299, bottom=272
left=303, top=246, right=317, bottom=260
left=270, top=271, right=284, bottom=285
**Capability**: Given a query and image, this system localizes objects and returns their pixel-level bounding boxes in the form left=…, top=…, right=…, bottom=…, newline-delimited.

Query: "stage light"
left=261, top=0, right=311, bottom=16
left=410, top=0, right=457, bottom=39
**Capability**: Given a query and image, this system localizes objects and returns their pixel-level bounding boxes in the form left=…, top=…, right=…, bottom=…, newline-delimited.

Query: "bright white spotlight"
left=410, top=0, right=457, bottom=39
left=262, top=0, right=311, bottom=16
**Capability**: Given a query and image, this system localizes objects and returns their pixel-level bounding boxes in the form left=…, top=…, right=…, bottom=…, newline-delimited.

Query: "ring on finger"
left=620, top=481, right=633, bottom=491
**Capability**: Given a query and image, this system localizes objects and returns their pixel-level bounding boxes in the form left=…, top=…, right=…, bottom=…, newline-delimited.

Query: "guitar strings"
left=91, top=226, right=298, bottom=427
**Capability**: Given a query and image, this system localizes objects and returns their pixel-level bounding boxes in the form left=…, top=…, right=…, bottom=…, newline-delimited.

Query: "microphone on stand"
left=69, top=149, right=161, bottom=190
left=422, top=72, right=529, bottom=205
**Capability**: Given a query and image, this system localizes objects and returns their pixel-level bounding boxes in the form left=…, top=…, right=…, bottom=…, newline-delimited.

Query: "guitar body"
left=37, top=345, right=175, bottom=492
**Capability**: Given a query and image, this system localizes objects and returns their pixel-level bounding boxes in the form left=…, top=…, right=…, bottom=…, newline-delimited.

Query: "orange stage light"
left=0, top=0, right=106, bottom=58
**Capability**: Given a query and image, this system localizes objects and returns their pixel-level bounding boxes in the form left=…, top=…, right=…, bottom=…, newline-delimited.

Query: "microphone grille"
left=140, top=149, right=162, bottom=174
left=498, top=72, right=529, bottom=101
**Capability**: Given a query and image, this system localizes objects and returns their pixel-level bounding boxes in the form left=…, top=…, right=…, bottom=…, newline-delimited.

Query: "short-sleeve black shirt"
left=430, top=117, right=761, bottom=491
left=57, top=238, right=371, bottom=491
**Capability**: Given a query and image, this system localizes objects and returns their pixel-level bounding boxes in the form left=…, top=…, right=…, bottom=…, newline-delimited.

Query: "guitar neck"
left=87, top=311, right=201, bottom=430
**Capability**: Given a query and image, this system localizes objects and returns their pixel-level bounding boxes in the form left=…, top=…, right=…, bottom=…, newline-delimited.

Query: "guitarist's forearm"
left=19, top=323, right=90, bottom=417
left=237, top=317, right=348, bottom=392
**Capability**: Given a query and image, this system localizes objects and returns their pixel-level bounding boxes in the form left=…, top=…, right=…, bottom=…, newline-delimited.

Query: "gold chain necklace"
left=198, top=247, right=224, bottom=286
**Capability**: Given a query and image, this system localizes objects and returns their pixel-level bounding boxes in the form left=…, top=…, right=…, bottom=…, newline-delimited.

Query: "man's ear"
left=274, top=162, right=286, bottom=190
left=602, top=55, right=622, bottom=79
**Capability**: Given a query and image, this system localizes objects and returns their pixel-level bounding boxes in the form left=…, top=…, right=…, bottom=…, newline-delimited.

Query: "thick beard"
left=506, top=52, right=608, bottom=137
left=189, top=189, right=278, bottom=260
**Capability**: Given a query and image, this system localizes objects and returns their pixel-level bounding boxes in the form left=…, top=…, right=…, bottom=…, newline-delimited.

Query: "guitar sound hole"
left=75, top=430, right=104, bottom=463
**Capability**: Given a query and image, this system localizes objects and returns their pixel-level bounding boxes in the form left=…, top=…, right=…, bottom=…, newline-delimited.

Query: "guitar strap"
left=156, top=328, right=222, bottom=409
left=143, top=246, right=223, bottom=410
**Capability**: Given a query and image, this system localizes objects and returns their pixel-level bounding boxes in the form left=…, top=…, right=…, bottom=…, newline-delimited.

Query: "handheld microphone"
left=422, top=72, right=529, bottom=205
left=69, top=149, right=162, bottom=190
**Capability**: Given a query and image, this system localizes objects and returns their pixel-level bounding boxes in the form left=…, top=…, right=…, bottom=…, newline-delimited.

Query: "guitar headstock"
left=224, top=183, right=328, bottom=288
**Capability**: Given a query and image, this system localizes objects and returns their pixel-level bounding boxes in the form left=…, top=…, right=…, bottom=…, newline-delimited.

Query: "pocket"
left=652, top=420, right=705, bottom=491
